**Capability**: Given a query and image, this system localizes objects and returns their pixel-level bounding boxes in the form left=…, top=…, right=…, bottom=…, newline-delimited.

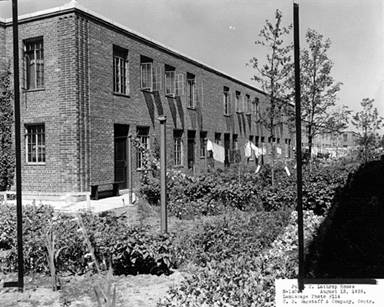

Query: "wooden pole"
left=127, top=134, right=132, bottom=204
left=294, top=1, right=305, bottom=292
left=158, top=116, right=168, bottom=233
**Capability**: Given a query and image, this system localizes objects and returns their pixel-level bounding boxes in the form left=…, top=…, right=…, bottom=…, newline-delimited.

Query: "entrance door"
left=224, top=133, right=230, bottom=167
left=187, top=131, right=196, bottom=170
left=114, top=124, right=129, bottom=189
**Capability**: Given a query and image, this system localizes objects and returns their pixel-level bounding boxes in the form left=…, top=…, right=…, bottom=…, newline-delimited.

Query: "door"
left=187, top=131, right=195, bottom=170
left=224, top=133, right=230, bottom=167
left=114, top=124, right=129, bottom=189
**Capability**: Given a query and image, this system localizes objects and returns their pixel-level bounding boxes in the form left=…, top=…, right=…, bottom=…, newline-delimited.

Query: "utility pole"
left=2, top=0, right=24, bottom=292
left=294, top=1, right=305, bottom=292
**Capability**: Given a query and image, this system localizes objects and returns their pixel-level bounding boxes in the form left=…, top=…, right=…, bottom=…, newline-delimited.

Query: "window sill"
left=173, top=165, right=184, bottom=169
left=187, top=106, right=196, bottom=110
left=23, top=88, right=45, bottom=93
left=165, top=93, right=176, bottom=98
left=113, top=92, right=130, bottom=98
left=200, top=156, right=206, bottom=159
left=223, top=114, right=231, bottom=117
left=26, top=162, right=46, bottom=166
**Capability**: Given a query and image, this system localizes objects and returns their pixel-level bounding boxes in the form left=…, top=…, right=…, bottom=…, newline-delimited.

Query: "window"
left=136, top=127, right=149, bottom=170
left=246, top=94, right=251, bottom=113
left=25, top=124, right=45, bottom=164
left=165, top=65, right=176, bottom=96
left=200, top=131, right=207, bottom=158
left=113, top=46, right=129, bottom=95
left=152, top=65, right=162, bottom=91
left=235, top=91, right=241, bottom=113
left=343, top=133, right=348, bottom=142
left=140, top=56, right=153, bottom=91
left=187, top=73, right=196, bottom=108
left=174, top=130, right=183, bottom=166
left=223, top=87, right=230, bottom=116
left=249, top=135, right=254, bottom=160
left=260, top=136, right=265, bottom=143
left=277, top=138, right=280, bottom=144
left=252, top=97, right=258, bottom=115
left=175, top=72, right=185, bottom=96
left=24, top=37, right=44, bottom=89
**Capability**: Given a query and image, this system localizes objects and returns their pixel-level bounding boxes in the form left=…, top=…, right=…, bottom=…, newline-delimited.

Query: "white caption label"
left=275, top=279, right=384, bottom=306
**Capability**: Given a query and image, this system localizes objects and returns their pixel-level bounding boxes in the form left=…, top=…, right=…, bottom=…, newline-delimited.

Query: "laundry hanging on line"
left=207, top=139, right=225, bottom=163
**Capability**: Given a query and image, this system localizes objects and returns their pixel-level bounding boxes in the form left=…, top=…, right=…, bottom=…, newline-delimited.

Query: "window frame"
left=174, top=131, right=184, bottom=166
left=165, top=67, right=176, bottom=96
left=140, top=61, right=153, bottom=91
left=24, top=37, right=44, bottom=90
left=136, top=132, right=149, bottom=170
left=223, top=87, right=230, bottom=116
left=25, top=124, right=46, bottom=165
left=113, top=45, right=129, bottom=95
left=187, top=74, right=196, bottom=108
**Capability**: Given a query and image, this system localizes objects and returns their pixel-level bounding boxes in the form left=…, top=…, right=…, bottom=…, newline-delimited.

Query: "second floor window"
left=235, top=91, right=241, bottom=113
left=223, top=87, right=230, bottom=116
left=165, top=66, right=176, bottom=96
left=252, top=97, right=258, bottom=116
left=246, top=94, right=251, bottom=113
left=140, top=56, right=153, bottom=91
left=113, top=46, right=129, bottom=94
left=187, top=73, right=196, bottom=108
left=175, top=72, right=185, bottom=96
left=24, top=38, right=44, bottom=90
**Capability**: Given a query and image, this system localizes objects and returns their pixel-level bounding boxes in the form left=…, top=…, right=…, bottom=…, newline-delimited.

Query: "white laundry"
left=244, top=141, right=252, bottom=158
left=276, top=147, right=282, bottom=155
left=209, top=142, right=225, bottom=163
left=206, top=139, right=214, bottom=151
left=255, top=164, right=261, bottom=174
left=250, top=143, right=260, bottom=158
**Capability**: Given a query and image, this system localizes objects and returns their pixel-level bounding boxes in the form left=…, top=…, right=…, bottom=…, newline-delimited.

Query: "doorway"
left=187, top=130, right=196, bottom=170
left=224, top=133, right=230, bottom=167
left=114, top=124, right=129, bottom=189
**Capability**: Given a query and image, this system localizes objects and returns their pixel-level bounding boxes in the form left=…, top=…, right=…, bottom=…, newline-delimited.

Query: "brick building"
left=0, top=2, right=294, bottom=196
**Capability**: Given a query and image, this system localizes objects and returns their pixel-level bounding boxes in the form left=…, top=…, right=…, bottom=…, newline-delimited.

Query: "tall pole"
left=12, top=0, right=24, bottom=292
left=294, top=2, right=304, bottom=292
left=127, top=134, right=132, bottom=204
left=158, top=116, right=167, bottom=233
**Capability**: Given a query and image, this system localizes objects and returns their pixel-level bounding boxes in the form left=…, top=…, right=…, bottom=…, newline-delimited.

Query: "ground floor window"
left=136, top=127, right=149, bottom=170
left=25, top=124, right=45, bottom=164
left=174, top=130, right=183, bottom=166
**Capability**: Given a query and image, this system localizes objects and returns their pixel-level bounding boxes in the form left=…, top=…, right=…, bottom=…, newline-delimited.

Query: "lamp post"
left=1, top=0, right=24, bottom=292
left=158, top=116, right=168, bottom=233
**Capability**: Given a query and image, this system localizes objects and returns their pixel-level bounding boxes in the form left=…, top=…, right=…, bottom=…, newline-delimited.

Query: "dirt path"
left=0, top=271, right=186, bottom=307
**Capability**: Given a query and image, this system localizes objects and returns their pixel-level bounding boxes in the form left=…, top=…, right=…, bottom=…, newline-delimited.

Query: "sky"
left=1, top=0, right=383, bottom=127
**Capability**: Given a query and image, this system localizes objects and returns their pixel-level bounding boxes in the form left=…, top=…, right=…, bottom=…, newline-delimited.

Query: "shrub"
left=0, top=205, right=175, bottom=276
left=159, top=210, right=324, bottom=307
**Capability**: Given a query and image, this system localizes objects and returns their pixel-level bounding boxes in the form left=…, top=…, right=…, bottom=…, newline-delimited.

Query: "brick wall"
left=2, top=7, right=294, bottom=194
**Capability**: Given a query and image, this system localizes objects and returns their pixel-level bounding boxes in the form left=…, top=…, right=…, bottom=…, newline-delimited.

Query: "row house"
left=0, top=1, right=294, bottom=197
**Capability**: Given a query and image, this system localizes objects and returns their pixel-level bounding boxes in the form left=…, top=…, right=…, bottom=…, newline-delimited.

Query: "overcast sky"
left=1, top=0, right=383, bottom=123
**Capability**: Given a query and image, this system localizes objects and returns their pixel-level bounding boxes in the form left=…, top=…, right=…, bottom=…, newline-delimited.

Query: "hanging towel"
left=250, top=143, right=260, bottom=158
left=206, top=139, right=213, bottom=151
left=261, top=145, right=267, bottom=155
left=212, top=142, right=225, bottom=163
left=255, top=164, right=261, bottom=174
left=244, top=141, right=252, bottom=158
left=276, top=147, right=282, bottom=155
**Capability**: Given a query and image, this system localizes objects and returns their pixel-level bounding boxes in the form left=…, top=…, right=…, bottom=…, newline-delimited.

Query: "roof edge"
left=3, top=1, right=267, bottom=95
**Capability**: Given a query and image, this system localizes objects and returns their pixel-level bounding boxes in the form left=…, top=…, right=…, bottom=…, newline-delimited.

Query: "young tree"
left=294, top=29, right=348, bottom=160
left=249, top=9, right=292, bottom=186
left=352, top=98, right=384, bottom=163
left=0, top=67, right=15, bottom=191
